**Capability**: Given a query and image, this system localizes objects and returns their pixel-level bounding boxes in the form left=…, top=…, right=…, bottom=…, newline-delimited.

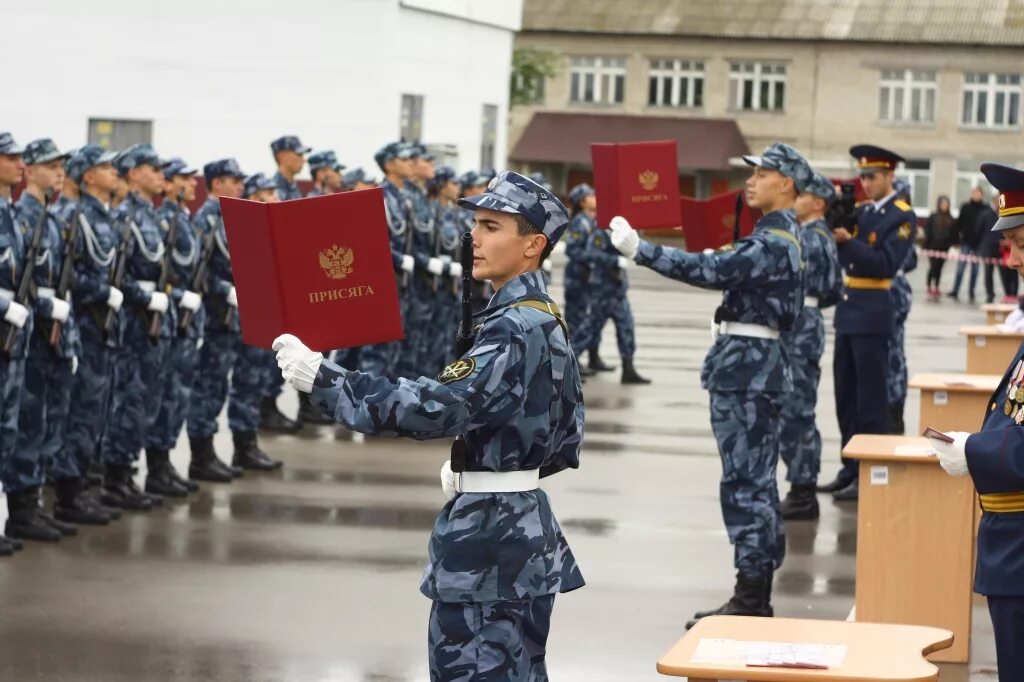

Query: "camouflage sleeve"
left=194, top=214, right=232, bottom=297
left=586, top=231, right=620, bottom=268
left=114, top=212, right=152, bottom=307
left=635, top=237, right=780, bottom=290
left=541, top=374, right=584, bottom=479
left=564, top=218, right=588, bottom=262
left=309, top=319, right=527, bottom=439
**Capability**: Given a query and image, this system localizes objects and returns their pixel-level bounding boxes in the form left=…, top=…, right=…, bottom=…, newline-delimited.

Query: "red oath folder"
left=679, top=190, right=760, bottom=252
left=591, top=140, right=682, bottom=230
left=221, top=189, right=404, bottom=351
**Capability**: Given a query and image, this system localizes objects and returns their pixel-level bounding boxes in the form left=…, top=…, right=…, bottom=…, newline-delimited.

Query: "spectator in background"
left=977, top=194, right=1003, bottom=304
left=999, top=239, right=1021, bottom=302
left=948, top=187, right=987, bottom=303
left=923, top=195, right=955, bottom=302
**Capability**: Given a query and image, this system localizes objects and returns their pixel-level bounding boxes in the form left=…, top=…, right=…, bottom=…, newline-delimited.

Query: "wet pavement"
left=0, top=251, right=1002, bottom=680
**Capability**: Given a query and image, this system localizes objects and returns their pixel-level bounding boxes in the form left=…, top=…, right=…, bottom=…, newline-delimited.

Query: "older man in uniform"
left=931, top=161, right=1024, bottom=682
left=818, top=145, right=916, bottom=501
left=612, top=143, right=808, bottom=627
left=275, top=171, right=584, bottom=680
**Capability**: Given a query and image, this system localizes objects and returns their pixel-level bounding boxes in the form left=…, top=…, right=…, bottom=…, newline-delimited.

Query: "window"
left=87, top=118, right=152, bottom=150
left=569, top=56, right=626, bottom=105
left=962, top=73, right=1021, bottom=129
left=896, top=159, right=931, bottom=211
left=480, top=104, right=497, bottom=171
left=400, top=94, right=424, bottom=142
left=878, top=69, right=936, bottom=123
left=648, top=59, right=704, bottom=108
left=954, top=160, right=994, bottom=210
left=728, top=62, right=786, bottom=112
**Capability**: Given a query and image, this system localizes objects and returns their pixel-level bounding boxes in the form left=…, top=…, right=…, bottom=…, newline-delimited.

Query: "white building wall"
left=1, top=0, right=520, bottom=177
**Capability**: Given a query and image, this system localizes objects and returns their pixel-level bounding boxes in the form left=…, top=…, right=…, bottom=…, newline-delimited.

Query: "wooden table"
left=981, top=302, right=1016, bottom=325
left=908, top=372, right=1000, bottom=433
left=843, top=435, right=976, bottom=663
left=959, top=325, right=1023, bottom=375
left=657, top=615, right=953, bottom=680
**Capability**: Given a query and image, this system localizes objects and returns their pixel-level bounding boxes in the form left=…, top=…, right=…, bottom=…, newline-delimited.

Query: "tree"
left=510, top=48, right=558, bottom=106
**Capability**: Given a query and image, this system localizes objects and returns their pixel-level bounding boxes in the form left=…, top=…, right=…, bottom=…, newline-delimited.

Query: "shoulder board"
left=894, top=199, right=912, bottom=212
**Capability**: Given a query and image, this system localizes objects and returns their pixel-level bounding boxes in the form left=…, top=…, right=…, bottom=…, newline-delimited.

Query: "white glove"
left=3, top=301, right=28, bottom=329
left=106, top=286, right=124, bottom=312
left=226, top=286, right=238, bottom=308
left=543, top=260, right=553, bottom=273
left=440, top=460, right=458, bottom=501
left=49, top=298, right=71, bottom=323
left=617, top=256, right=630, bottom=269
left=427, top=257, right=444, bottom=275
left=147, top=292, right=169, bottom=313
left=449, top=262, right=463, bottom=279
left=609, top=215, right=640, bottom=260
left=553, top=241, right=567, bottom=255
left=180, top=290, right=201, bottom=312
left=272, top=333, right=324, bottom=394
left=71, top=355, right=79, bottom=375
left=401, top=255, right=415, bottom=273
left=931, top=431, right=971, bottom=477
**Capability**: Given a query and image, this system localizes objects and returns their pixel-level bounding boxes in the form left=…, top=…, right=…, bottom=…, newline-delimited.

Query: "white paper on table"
left=894, top=445, right=937, bottom=456
left=691, top=639, right=847, bottom=668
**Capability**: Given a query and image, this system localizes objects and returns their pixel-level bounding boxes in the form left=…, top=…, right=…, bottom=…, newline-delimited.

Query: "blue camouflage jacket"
left=273, top=171, right=302, bottom=201
left=0, top=194, right=31, bottom=358
left=193, top=197, right=238, bottom=333
left=157, top=200, right=205, bottom=339
left=564, top=212, right=594, bottom=285
left=113, top=192, right=173, bottom=337
left=15, top=193, right=81, bottom=359
left=782, top=218, right=842, bottom=362
left=586, top=227, right=627, bottom=293
left=381, top=179, right=411, bottom=274
left=635, top=209, right=803, bottom=392
left=310, top=271, right=585, bottom=602
left=405, top=182, right=443, bottom=280
left=75, top=193, right=121, bottom=347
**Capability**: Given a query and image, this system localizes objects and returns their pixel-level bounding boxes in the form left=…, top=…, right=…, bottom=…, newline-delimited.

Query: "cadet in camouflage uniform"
left=886, top=178, right=916, bottom=435
left=8, top=139, right=79, bottom=542
left=306, top=150, right=345, bottom=197
left=147, top=158, right=204, bottom=496
left=612, top=143, right=809, bottom=627
left=778, top=173, right=843, bottom=521
left=426, top=165, right=465, bottom=370
left=564, top=184, right=602, bottom=376
left=275, top=171, right=585, bottom=681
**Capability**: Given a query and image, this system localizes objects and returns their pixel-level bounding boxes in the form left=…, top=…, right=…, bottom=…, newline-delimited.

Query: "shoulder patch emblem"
left=867, top=231, right=878, bottom=245
left=438, top=358, right=476, bottom=384
left=894, top=199, right=912, bottom=212
left=897, top=222, right=912, bottom=240
left=593, top=234, right=604, bottom=247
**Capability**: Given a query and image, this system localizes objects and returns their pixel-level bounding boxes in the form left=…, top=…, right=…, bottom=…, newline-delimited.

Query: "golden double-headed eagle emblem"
left=319, top=244, right=355, bottom=280
left=638, top=170, right=659, bottom=191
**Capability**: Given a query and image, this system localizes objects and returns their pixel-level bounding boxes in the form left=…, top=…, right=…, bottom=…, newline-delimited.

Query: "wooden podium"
left=843, top=435, right=975, bottom=664
left=908, top=373, right=1000, bottom=432
left=981, top=302, right=1016, bottom=325
left=959, top=325, right=1023, bottom=375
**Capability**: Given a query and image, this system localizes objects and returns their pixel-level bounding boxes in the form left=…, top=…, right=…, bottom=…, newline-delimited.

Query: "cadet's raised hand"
left=273, top=333, right=323, bottom=394
left=931, top=431, right=971, bottom=476
left=609, top=216, right=639, bottom=260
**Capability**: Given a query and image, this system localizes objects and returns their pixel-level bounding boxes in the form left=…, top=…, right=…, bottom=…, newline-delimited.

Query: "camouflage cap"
left=742, top=143, right=813, bottom=194
left=115, top=143, right=162, bottom=175
left=308, top=149, right=345, bottom=173
left=893, top=177, right=912, bottom=198
left=270, top=135, right=310, bottom=155
left=432, top=165, right=458, bottom=186
left=160, top=157, right=197, bottom=180
left=66, top=144, right=118, bottom=183
left=203, top=158, right=246, bottom=184
left=458, top=170, right=571, bottom=244
left=568, top=182, right=594, bottom=205
left=802, top=172, right=836, bottom=203
left=479, top=168, right=498, bottom=183
left=243, top=172, right=278, bottom=198
left=62, top=148, right=80, bottom=174
left=342, top=167, right=377, bottom=188
left=0, top=132, right=24, bottom=156
left=374, top=142, right=414, bottom=172
left=22, top=138, right=70, bottom=166
left=459, top=170, right=487, bottom=191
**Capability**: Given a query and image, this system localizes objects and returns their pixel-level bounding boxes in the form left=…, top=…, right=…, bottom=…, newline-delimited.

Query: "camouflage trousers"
left=0, top=357, right=25, bottom=491
left=105, top=316, right=170, bottom=466
left=66, top=322, right=113, bottom=479
left=709, top=390, right=786, bottom=578
left=571, top=288, right=635, bottom=359
left=886, top=319, right=908, bottom=406
left=428, top=596, right=554, bottom=682
left=779, top=315, right=825, bottom=487
left=147, top=335, right=200, bottom=451
left=186, top=331, right=263, bottom=438
left=9, top=341, right=75, bottom=491
left=261, top=348, right=285, bottom=401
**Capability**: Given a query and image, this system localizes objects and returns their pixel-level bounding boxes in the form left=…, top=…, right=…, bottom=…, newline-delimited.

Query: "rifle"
left=454, top=232, right=475, bottom=357
left=147, top=191, right=181, bottom=339
left=430, top=203, right=442, bottom=293
left=2, top=190, right=52, bottom=356
left=179, top=228, right=216, bottom=335
left=402, top=197, right=415, bottom=290
left=732, top=189, right=744, bottom=245
left=103, top=215, right=131, bottom=341
left=48, top=201, right=83, bottom=348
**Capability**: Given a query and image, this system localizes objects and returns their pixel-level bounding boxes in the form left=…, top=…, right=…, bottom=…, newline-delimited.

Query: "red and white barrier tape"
left=917, top=247, right=1005, bottom=266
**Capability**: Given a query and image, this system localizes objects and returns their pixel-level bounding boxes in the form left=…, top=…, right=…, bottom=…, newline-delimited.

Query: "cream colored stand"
left=843, top=435, right=975, bottom=663
left=908, top=372, right=1000, bottom=432
left=981, top=302, right=1016, bottom=325
left=656, top=615, right=953, bottom=680
left=959, top=325, right=1024, bottom=375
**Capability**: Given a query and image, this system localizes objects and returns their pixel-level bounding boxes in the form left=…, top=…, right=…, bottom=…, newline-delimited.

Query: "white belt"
left=717, top=321, right=780, bottom=340
left=457, top=469, right=540, bottom=494
left=805, top=296, right=819, bottom=308
left=0, top=288, right=12, bottom=300
left=36, top=287, right=56, bottom=299
left=137, top=281, right=157, bottom=293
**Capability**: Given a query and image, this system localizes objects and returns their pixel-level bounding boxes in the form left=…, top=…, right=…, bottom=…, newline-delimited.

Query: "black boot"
left=259, top=397, right=301, bottom=434
left=100, top=466, right=154, bottom=512
left=780, top=484, right=820, bottom=521
left=145, top=449, right=189, bottom=498
left=816, top=472, right=854, bottom=493
left=621, top=358, right=651, bottom=385
left=833, top=478, right=859, bottom=501
left=169, top=465, right=200, bottom=493
left=587, top=348, right=616, bottom=373
left=296, top=392, right=335, bottom=426
left=188, top=436, right=234, bottom=483
left=686, top=573, right=773, bottom=630
left=887, top=402, right=905, bottom=435
left=232, top=431, right=283, bottom=471
left=5, top=489, right=62, bottom=542
left=54, top=478, right=111, bottom=525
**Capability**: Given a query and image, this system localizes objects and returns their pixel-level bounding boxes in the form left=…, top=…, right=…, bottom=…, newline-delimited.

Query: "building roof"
left=509, top=112, right=749, bottom=171
left=521, top=0, right=1024, bottom=47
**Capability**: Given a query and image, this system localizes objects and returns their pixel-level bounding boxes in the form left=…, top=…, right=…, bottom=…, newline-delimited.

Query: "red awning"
left=510, top=111, right=749, bottom=172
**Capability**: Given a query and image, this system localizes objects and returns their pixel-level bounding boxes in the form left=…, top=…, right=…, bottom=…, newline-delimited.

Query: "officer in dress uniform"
left=818, top=145, right=916, bottom=501
left=612, top=143, right=809, bottom=628
left=275, top=171, right=584, bottom=680
left=778, top=172, right=843, bottom=520
left=8, top=139, right=79, bottom=541
left=306, top=150, right=344, bottom=197
left=887, top=178, right=917, bottom=434
left=930, top=160, right=1024, bottom=682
